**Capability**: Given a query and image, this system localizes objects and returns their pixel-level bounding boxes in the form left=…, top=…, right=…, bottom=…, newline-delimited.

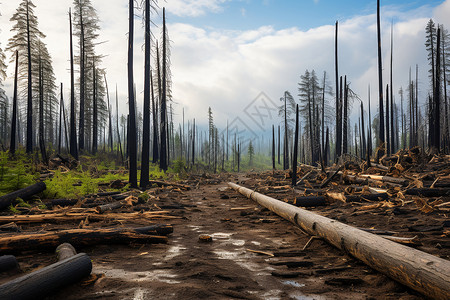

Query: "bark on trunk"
left=0, top=253, right=91, bottom=300
left=0, top=226, right=171, bottom=253
left=0, top=182, right=46, bottom=210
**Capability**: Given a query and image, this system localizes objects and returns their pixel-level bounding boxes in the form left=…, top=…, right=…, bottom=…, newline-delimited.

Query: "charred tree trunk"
left=78, top=10, right=85, bottom=151
left=26, top=0, right=33, bottom=154
left=141, top=0, right=151, bottom=188
left=92, top=58, right=98, bottom=155
left=104, top=75, right=113, bottom=152
left=192, top=119, right=195, bottom=166
left=159, top=8, right=168, bottom=171
left=115, top=85, right=123, bottom=162
left=390, top=23, right=395, bottom=153
left=0, top=182, right=46, bottom=210
left=377, top=0, right=385, bottom=146
left=386, top=84, right=390, bottom=156
left=151, top=73, right=158, bottom=163
left=69, top=9, right=78, bottom=160
left=343, top=76, right=348, bottom=154
left=335, top=21, right=340, bottom=161
left=360, top=101, right=366, bottom=159
left=38, top=52, right=47, bottom=164
left=272, top=125, right=275, bottom=170
left=127, top=0, right=138, bottom=187
left=10, top=51, right=18, bottom=155
left=433, top=27, right=441, bottom=152
left=292, top=105, right=299, bottom=186
left=284, top=93, right=289, bottom=170
left=0, top=252, right=92, bottom=300
left=277, top=125, right=280, bottom=164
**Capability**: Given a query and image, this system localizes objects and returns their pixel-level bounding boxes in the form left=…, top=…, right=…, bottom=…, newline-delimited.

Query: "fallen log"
left=148, top=180, right=191, bottom=190
left=344, top=174, right=402, bottom=188
left=405, top=188, right=450, bottom=197
left=228, top=182, right=450, bottom=300
left=319, top=166, right=342, bottom=188
left=292, top=196, right=327, bottom=207
left=95, top=200, right=123, bottom=213
left=0, top=252, right=91, bottom=300
left=0, top=210, right=175, bottom=225
left=0, top=225, right=171, bottom=253
left=0, top=182, right=46, bottom=210
left=0, top=255, right=19, bottom=272
left=358, top=174, right=409, bottom=186
left=56, top=243, right=77, bottom=261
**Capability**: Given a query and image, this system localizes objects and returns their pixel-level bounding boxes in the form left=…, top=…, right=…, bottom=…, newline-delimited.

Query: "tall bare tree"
left=128, top=0, right=137, bottom=187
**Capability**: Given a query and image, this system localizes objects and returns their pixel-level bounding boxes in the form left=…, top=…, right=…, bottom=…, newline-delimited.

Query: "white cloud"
left=0, top=0, right=449, bottom=133
left=164, top=0, right=229, bottom=17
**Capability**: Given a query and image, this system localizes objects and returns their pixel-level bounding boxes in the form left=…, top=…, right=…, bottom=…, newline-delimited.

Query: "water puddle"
left=187, top=225, right=202, bottom=232
left=164, top=245, right=187, bottom=260
left=210, top=232, right=233, bottom=239
left=96, top=266, right=181, bottom=284
left=231, top=239, right=245, bottom=246
left=282, top=280, right=306, bottom=288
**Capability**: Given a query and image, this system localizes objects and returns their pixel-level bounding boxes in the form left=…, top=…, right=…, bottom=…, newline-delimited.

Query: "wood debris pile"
left=244, top=148, right=450, bottom=256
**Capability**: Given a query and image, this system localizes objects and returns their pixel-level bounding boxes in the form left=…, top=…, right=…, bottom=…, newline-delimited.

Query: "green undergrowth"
left=0, top=150, right=40, bottom=196
left=43, top=166, right=129, bottom=199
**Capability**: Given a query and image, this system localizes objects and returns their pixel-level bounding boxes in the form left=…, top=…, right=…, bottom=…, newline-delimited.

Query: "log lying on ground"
left=0, top=210, right=175, bottom=225
left=405, top=188, right=450, bottom=197
left=148, top=180, right=191, bottom=190
left=0, top=225, right=172, bottom=253
left=0, top=255, right=19, bottom=273
left=291, top=196, right=327, bottom=207
left=0, top=252, right=91, bottom=300
left=344, top=174, right=402, bottom=188
left=0, top=182, right=46, bottom=210
left=228, top=182, right=450, bottom=300
left=358, top=174, right=409, bottom=186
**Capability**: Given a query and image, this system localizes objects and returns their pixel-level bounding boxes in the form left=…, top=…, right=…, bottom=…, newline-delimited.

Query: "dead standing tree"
left=377, top=0, right=385, bottom=151
left=140, top=0, right=152, bottom=189
left=69, top=9, right=78, bottom=160
left=127, top=0, right=138, bottom=187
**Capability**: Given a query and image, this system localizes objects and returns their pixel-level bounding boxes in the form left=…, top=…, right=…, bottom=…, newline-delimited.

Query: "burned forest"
left=0, top=0, right=449, bottom=299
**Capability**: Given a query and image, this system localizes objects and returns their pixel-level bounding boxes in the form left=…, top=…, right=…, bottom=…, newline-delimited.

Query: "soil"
left=0, top=171, right=448, bottom=299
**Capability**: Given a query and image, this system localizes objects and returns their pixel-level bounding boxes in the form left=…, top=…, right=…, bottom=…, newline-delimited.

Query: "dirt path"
left=1, top=175, right=429, bottom=299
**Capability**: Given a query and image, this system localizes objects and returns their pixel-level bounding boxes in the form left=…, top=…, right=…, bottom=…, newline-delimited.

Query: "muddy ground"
left=0, top=171, right=449, bottom=299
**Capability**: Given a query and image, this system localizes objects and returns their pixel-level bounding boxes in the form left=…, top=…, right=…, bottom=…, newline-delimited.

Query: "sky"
left=0, top=0, right=449, bottom=139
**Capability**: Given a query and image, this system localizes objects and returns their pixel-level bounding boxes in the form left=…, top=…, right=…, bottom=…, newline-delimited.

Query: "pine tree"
left=248, top=140, right=254, bottom=167
left=0, top=45, right=7, bottom=146
left=279, top=91, right=295, bottom=169
left=73, top=0, right=102, bottom=151
left=425, top=19, right=437, bottom=95
left=298, top=70, right=322, bottom=164
left=7, top=0, right=57, bottom=152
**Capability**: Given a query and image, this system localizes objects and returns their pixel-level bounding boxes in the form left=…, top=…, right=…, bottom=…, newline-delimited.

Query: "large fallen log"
left=0, top=225, right=171, bottom=253
left=0, top=210, right=175, bottom=224
left=0, top=182, right=46, bottom=210
left=228, top=182, right=450, bottom=300
left=0, top=252, right=91, bottom=300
